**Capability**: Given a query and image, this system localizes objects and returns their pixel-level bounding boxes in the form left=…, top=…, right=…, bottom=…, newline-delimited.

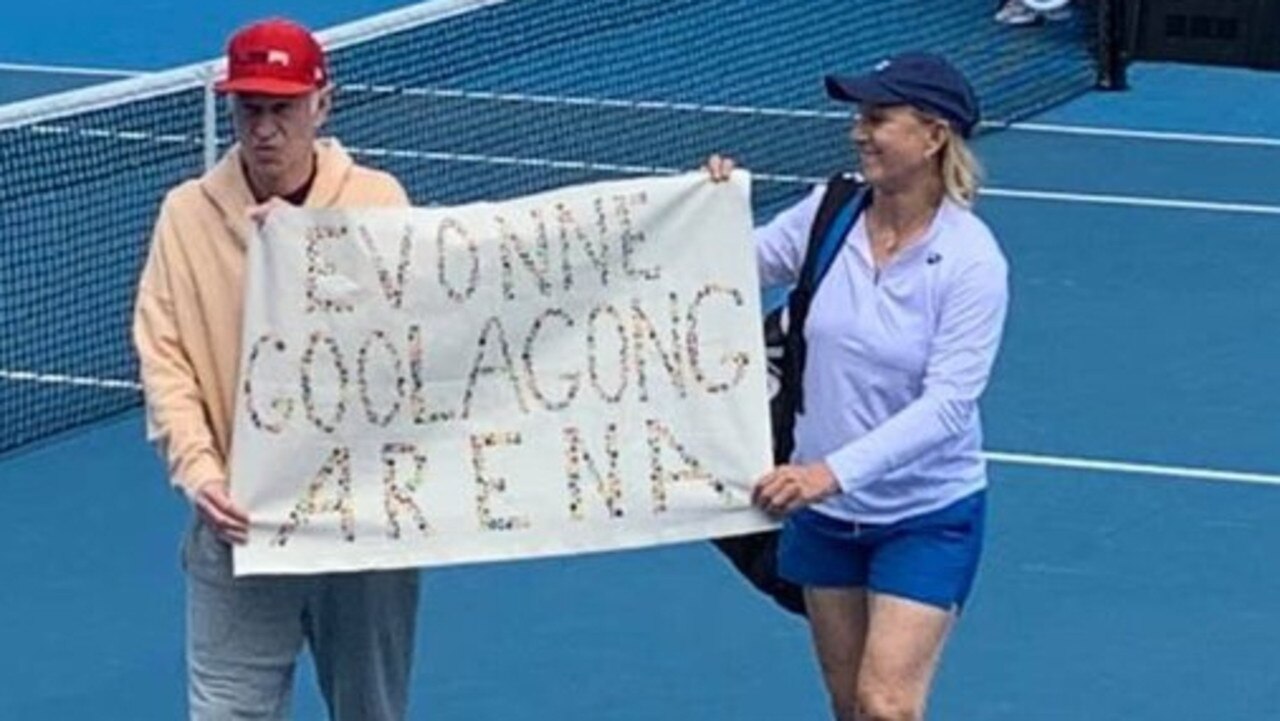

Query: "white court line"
left=7, top=70, right=1279, bottom=148
left=11, top=126, right=1280, bottom=215
left=0, top=369, right=140, bottom=391
left=3, top=369, right=1279, bottom=487
left=4, top=63, right=1278, bottom=149
left=981, top=187, right=1280, bottom=215
left=0, top=62, right=144, bottom=78
left=28, top=124, right=200, bottom=145
left=986, top=451, right=1280, bottom=487
left=339, top=83, right=1280, bottom=149
left=348, top=144, right=824, bottom=185
left=348, top=145, right=1280, bottom=215
left=990, top=120, right=1280, bottom=149
left=345, top=83, right=845, bottom=120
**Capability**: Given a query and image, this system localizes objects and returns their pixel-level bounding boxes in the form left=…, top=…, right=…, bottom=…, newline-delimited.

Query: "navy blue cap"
left=825, top=53, right=980, bottom=138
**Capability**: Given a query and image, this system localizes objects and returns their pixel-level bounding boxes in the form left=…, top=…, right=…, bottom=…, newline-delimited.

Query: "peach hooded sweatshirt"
left=133, top=138, right=408, bottom=497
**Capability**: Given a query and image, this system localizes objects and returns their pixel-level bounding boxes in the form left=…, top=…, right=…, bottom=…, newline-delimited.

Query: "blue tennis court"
left=3, top=2, right=1279, bottom=719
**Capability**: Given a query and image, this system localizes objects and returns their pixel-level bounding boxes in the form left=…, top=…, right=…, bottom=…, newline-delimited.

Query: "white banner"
left=230, top=172, right=775, bottom=575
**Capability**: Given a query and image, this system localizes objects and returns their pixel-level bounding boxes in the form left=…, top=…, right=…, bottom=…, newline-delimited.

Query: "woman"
left=707, top=53, right=1008, bottom=721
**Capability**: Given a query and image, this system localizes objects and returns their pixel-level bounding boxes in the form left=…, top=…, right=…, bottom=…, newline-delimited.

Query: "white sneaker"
left=995, top=0, right=1039, bottom=26
left=1024, top=0, right=1073, bottom=21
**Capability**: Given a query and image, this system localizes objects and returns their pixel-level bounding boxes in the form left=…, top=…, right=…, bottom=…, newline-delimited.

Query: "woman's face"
left=851, top=104, right=946, bottom=191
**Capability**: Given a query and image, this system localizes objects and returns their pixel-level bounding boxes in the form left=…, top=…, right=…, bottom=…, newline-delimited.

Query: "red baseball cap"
left=215, top=18, right=328, bottom=96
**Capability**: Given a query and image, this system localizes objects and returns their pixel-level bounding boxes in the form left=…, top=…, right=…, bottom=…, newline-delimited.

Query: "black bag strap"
left=709, top=174, right=869, bottom=619
left=773, top=174, right=869, bottom=464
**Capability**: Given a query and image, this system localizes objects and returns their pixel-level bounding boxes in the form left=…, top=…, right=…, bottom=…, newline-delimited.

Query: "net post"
left=1096, top=0, right=1129, bottom=91
left=202, top=64, right=218, bottom=171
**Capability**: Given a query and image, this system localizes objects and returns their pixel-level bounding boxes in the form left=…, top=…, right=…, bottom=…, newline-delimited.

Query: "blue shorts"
left=777, top=491, right=986, bottom=612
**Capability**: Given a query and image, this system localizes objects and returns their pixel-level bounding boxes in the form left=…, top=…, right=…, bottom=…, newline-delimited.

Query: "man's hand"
left=247, top=197, right=287, bottom=231
left=752, top=463, right=840, bottom=516
left=191, top=479, right=250, bottom=545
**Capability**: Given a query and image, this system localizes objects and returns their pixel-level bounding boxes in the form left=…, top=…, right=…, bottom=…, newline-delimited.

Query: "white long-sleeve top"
left=757, top=187, right=1009, bottom=524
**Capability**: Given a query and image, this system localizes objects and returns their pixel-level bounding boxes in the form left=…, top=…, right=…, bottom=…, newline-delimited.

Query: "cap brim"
left=214, top=78, right=317, bottom=96
left=824, top=75, right=905, bottom=106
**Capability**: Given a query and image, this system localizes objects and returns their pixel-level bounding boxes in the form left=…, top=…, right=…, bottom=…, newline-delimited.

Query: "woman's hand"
left=752, top=463, right=840, bottom=515
left=702, top=154, right=738, bottom=182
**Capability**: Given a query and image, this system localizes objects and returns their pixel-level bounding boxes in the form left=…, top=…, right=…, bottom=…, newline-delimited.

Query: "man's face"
left=231, top=90, right=328, bottom=182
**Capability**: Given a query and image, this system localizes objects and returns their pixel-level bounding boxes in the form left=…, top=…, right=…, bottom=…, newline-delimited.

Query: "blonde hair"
left=937, top=125, right=983, bottom=207
left=910, top=108, right=984, bottom=207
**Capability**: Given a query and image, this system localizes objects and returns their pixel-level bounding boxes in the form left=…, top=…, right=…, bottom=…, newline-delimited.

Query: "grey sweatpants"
left=183, top=517, right=420, bottom=720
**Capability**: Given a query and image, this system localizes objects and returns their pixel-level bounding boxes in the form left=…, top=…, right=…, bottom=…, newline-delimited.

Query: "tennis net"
left=0, top=0, right=1120, bottom=454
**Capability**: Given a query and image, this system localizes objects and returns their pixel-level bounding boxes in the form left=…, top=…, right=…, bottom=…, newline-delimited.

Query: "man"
left=133, top=18, right=419, bottom=720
